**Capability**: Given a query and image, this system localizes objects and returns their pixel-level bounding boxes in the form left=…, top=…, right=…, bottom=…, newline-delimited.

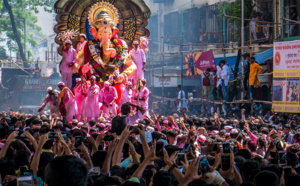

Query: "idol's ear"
left=86, top=18, right=95, bottom=40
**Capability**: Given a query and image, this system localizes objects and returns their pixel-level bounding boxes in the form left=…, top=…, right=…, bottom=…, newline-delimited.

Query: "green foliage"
left=0, top=46, right=8, bottom=60
left=217, top=0, right=257, bottom=25
left=0, top=0, right=56, bottom=60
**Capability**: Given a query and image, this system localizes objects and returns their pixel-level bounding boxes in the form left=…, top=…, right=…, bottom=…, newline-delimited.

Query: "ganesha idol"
left=75, top=1, right=137, bottom=83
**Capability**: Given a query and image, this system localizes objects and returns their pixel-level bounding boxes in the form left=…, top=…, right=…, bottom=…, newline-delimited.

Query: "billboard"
left=272, top=40, right=300, bottom=113
left=185, top=50, right=217, bottom=76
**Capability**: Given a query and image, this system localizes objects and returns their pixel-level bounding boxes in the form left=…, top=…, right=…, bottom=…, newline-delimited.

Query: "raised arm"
left=112, top=126, right=132, bottom=166
left=0, top=131, right=18, bottom=159
left=131, top=141, right=157, bottom=179
left=30, top=133, right=48, bottom=175
left=102, top=138, right=118, bottom=173
left=128, top=140, right=140, bottom=164
left=137, top=125, right=150, bottom=156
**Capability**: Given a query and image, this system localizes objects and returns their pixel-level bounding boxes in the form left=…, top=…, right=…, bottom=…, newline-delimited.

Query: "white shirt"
left=217, top=66, right=222, bottom=87
left=221, top=64, right=230, bottom=86
left=129, top=48, right=146, bottom=79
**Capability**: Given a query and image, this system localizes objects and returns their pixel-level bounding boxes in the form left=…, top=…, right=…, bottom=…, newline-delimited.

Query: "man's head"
left=126, top=82, right=132, bottom=90
left=57, top=82, right=65, bottom=91
left=141, top=79, right=146, bottom=87
left=104, top=81, right=110, bottom=91
left=90, top=76, right=96, bottom=85
left=243, top=53, right=251, bottom=61
left=44, top=155, right=88, bottom=186
left=263, top=8, right=269, bottom=16
left=35, top=63, right=39, bottom=68
left=132, top=40, right=139, bottom=50
left=219, top=60, right=225, bottom=67
left=213, top=70, right=217, bottom=75
left=79, top=34, right=87, bottom=43
left=121, top=103, right=131, bottom=116
left=177, top=85, right=181, bottom=91
left=65, top=40, right=72, bottom=50
left=254, top=170, right=278, bottom=186
left=75, top=78, right=81, bottom=86
left=47, top=87, right=54, bottom=95
left=283, top=124, right=291, bottom=134
left=205, top=68, right=211, bottom=73
left=166, top=130, right=177, bottom=144
left=250, top=57, right=256, bottom=64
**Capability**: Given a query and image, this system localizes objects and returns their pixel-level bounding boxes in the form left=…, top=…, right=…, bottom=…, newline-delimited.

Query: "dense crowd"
left=0, top=106, right=300, bottom=186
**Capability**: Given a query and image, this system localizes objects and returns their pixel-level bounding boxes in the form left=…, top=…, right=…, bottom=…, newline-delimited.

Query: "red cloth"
left=114, top=83, right=123, bottom=114
left=203, top=72, right=210, bottom=86
left=213, top=75, right=217, bottom=88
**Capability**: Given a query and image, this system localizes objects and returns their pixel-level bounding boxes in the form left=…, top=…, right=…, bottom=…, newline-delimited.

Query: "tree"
left=0, top=46, right=7, bottom=60
left=218, top=0, right=257, bottom=101
left=1, top=0, right=56, bottom=67
left=219, top=0, right=256, bottom=26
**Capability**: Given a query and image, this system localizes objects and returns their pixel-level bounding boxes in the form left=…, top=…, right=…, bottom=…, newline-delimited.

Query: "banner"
left=272, top=40, right=300, bottom=113
left=185, top=50, right=217, bottom=76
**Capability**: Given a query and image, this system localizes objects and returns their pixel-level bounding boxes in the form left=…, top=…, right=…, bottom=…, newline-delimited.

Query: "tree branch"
left=3, top=0, right=26, bottom=63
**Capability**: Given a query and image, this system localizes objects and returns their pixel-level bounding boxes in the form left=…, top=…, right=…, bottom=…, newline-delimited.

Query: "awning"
left=214, top=48, right=273, bottom=67
left=253, top=48, right=273, bottom=65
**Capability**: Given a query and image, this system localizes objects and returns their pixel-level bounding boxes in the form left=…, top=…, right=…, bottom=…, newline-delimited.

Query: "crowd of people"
left=0, top=103, right=300, bottom=186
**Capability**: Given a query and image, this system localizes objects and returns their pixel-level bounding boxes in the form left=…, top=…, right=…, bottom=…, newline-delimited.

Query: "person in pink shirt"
left=58, top=82, right=78, bottom=122
left=120, top=81, right=133, bottom=109
left=76, top=34, right=87, bottom=53
left=60, top=40, right=77, bottom=89
left=85, top=76, right=100, bottom=122
left=134, top=79, right=150, bottom=116
left=129, top=40, right=146, bottom=83
left=38, top=87, right=61, bottom=117
left=100, top=81, right=118, bottom=118
left=74, top=78, right=88, bottom=121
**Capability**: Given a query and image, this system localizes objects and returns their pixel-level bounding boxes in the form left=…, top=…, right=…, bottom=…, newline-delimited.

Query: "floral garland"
left=112, top=36, right=123, bottom=60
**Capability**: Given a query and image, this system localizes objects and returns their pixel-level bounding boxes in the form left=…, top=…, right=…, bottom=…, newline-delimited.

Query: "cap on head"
left=224, top=125, right=233, bottom=130
left=230, top=129, right=239, bottom=134
left=75, top=78, right=81, bottom=83
left=126, top=81, right=132, bottom=86
left=104, top=81, right=110, bottom=87
left=80, top=33, right=87, bottom=39
left=198, top=135, right=206, bottom=142
left=91, top=75, right=96, bottom=80
left=57, top=82, right=65, bottom=86
left=65, top=40, right=72, bottom=45
left=133, top=40, right=139, bottom=45
left=47, top=87, right=53, bottom=92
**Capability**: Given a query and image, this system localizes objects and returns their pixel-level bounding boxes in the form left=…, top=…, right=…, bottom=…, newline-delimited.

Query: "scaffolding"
left=149, top=0, right=285, bottom=114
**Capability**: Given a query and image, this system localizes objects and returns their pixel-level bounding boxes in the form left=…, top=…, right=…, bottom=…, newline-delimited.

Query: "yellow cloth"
left=42, top=149, right=53, bottom=153
left=15, top=165, right=29, bottom=175
left=122, top=65, right=137, bottom=77
left=59, top=87, right=75, bottom=99
left=249, top=62, right=263, bottom=86
left=255, top=17, right=261, bottom=33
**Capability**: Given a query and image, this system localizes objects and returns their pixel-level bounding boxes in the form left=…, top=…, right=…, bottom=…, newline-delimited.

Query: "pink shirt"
left=76, top=41, right=87, bottom=52
left=136, top=86, right=150, bottom=109
left=129, top=48, right=146, bottom=78
left=60, top=48, right=77, bottom=73
left=99, top=86, right=118, bottom=104
left=120, top=88, right=132, bottom=105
